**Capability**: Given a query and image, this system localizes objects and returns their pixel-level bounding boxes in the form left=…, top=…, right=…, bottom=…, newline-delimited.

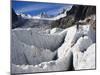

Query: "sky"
left=12, top=0, right=72, bottom=16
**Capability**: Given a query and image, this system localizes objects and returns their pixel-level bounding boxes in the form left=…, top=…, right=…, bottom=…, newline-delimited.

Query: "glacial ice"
left=11, top=24, right=96, bottom=74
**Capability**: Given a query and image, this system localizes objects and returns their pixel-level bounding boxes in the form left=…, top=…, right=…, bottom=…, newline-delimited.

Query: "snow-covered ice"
left=73, top=43, right=96, bottom=70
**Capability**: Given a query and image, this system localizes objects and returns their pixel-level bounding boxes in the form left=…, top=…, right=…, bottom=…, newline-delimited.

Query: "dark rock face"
left=68, top=5, right=96, bottom=20
left=12, top=9, right=19, bottom=29
left=12, top=8, right=18, bottom=23
left=51, top=5, right=96, bottom=28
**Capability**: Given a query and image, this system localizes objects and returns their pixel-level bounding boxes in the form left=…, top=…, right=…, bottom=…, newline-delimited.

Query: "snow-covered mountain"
left=18, top=10, right=67, bottom=20
left=12, top=9, right=68, bottom=29
left=12, top=5, right=73, bottom=29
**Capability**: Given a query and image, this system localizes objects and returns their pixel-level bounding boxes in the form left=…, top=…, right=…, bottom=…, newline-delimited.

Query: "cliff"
left=51, top=5, right=96, bottom=28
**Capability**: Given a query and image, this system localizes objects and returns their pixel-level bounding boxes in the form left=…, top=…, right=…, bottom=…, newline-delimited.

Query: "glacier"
left=11, top=23, right=96, bottom=74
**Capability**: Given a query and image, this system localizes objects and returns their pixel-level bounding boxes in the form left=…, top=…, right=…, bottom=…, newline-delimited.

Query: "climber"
left=75, top=21, right=79, bottom=31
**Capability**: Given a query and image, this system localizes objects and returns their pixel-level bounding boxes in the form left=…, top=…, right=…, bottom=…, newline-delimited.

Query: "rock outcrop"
left=51, top=5, right=96, bottom=28
left=12, top=8, right=18, bottom=23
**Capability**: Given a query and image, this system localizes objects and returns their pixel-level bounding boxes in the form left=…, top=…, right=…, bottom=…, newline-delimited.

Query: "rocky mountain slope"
left=12, top=9, right=18, bottom=23
left=51, top=5, right=96, bottom=28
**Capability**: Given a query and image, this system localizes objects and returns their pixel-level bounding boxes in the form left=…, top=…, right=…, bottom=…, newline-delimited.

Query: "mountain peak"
left=39, top=12, right=49, bottom=18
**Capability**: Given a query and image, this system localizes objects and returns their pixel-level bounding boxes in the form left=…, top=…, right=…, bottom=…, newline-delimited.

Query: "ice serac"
left=11, top=32, right=56, bottom=65
left=74, top=43, right=96, bottom=70
left=74, top=36, right=93, bottom=52
left=11, top=27, right=68, bottom=66
left=11, top=50, right=73, bottom=74
left=11, top=24, right=96, bottom=74
left=72, top=36, right=93, bottom=70
left=88, top=25, right=96, bottom=43
left=11, top=33, right=28, bottom=65
left=58, top=26, right=82, bottom=58
left=78, top=43, right=96, bottom=70
left=12, top=28, right=66, bottom=51
left=50, top=28, right=63, bottom=34
left=57, top=27, right=75, bottom=58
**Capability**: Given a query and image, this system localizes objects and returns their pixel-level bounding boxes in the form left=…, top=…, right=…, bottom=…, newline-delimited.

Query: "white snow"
left=50, top=28, right=63, bottom=34
left=47, top=11, right=67, bottom=20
